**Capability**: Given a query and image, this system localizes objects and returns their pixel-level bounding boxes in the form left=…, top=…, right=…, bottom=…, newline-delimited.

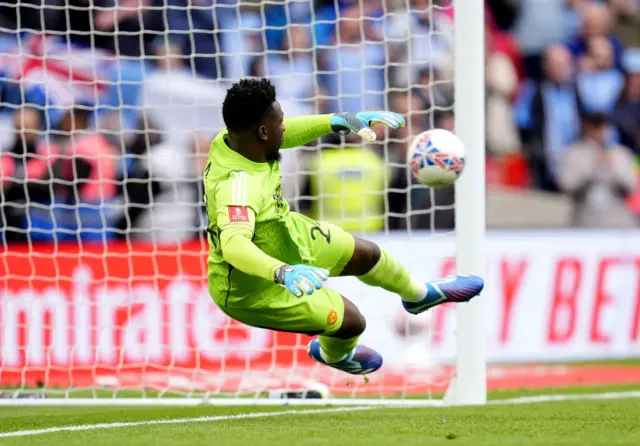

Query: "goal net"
left=0, top=0, right=484, bottom=405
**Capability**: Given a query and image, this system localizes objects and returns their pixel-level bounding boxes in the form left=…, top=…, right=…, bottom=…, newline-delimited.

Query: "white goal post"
left=446, top=0, right=487, bottom=406
left=0, top=0, right=485, bottom=406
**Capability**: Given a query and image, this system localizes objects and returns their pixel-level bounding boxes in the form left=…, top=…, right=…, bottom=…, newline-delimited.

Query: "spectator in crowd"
left=486, top=25, right=521, bottom=156
left=54, top=108, right=92, bottom=144
left=0, top=0, right=63, bottom=32
left=318, top=6, right=386, bottom=112
left=567, top=1, right=626, bottom=72
left=609, top=0, right=640, bottom=48
left=262, top=0, right=357, bottom=51
left=576, top=36, right=625, bottom=113
left=557, top=113, right=637, bottom=228
left=59, top=0, right=168, bottom=59
left=384, top=0, right=453, bottom=89
left=218, top=11, right=264, bottom=80
left=55, top=130, right=122, bottom=241
left=514, top=44, right=583, bottom=192
left=109, top=112, right=164, bottom=239
left=152, top=39, right=185, bottom=73
left=163, top=0, right=230, bottom=79
left=255, top=25, right=317, bottom=113
left=0, top=107, right=58, bottom=243
left=485, top=0, right=520, bottom=31
left=414, top=67, right=454, bottom=113
left=511, top=0, right=583, bottom=80
left=133, top=132, right=211, bottom=243
left=485, top=5, right=525, bottom=82
left=612, top=49, right=640, bottom=153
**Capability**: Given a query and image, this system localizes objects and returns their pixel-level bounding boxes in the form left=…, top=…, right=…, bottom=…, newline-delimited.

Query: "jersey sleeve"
left=281, top=114, right=334, bottom=149
left=214, top=171, right=263, bottom=233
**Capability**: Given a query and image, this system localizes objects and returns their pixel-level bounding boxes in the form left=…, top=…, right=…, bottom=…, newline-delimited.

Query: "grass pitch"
left=1, top=387, right=639, bottom=445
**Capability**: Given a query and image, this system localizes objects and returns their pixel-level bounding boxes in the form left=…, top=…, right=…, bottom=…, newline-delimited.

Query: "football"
left=408, top=129, right=466, bottom=188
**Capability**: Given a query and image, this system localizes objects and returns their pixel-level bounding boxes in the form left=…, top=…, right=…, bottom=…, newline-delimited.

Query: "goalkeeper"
left=204, top=79, right=483, bottom=375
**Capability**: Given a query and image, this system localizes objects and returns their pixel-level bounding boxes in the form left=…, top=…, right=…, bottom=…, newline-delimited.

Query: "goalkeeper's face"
left=260, top=101, right=285, bottom=161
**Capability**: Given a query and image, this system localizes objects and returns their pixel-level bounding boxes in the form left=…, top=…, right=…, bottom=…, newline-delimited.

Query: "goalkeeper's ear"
left=258, top=124, right=268, bottom=141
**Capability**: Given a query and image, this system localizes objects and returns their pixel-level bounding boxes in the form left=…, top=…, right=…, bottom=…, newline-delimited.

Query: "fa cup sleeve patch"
left=228, top=206, right=249, bottom=223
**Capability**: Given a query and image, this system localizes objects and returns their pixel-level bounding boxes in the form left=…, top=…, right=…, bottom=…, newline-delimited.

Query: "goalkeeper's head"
left=222, top=78, right=285, bottom=162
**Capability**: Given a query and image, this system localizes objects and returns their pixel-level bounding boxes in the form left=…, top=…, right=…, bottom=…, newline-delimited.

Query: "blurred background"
left=0, top=0, right=638, bottom=244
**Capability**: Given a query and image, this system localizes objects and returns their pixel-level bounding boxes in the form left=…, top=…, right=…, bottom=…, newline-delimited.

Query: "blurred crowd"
left=0, top=0, right=639, bottom=244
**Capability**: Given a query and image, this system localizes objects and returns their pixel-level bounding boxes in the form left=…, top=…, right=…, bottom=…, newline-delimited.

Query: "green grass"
left=489, top=383, right=640, bottom=400
left=1, top=387, right=640, bottom=445
left=6, top=382, right=640, bottom=401
left=2, top=359, right=640, bottom=445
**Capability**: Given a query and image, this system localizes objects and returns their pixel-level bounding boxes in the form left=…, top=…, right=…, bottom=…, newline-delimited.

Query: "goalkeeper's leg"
left=217, top=281, right=381, bottom=375
left=342, top=238, right=484, bottom=315
left=309, top=296, right=383, bottom=375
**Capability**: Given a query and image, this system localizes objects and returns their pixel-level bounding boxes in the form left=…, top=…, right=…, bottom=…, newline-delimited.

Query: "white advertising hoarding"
left=329, top=230, right=640, bottom=365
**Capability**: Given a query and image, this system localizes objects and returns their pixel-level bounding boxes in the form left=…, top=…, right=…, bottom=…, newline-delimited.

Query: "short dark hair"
left=222, top=78, right=277, bottom=132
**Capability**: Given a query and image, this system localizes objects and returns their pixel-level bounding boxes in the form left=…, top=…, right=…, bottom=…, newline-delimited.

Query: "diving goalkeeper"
left=204, top=78, right=484, bottom=375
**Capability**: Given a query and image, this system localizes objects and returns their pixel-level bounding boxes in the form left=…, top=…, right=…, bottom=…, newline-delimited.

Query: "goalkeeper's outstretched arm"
left=281, top=115, right=334, bottom=149
left=281, top=111, right=405, bottom=148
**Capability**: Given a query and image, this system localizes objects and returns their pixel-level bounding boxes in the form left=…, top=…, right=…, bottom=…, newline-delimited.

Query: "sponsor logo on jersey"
left=228, top=206, right=249, bottom=222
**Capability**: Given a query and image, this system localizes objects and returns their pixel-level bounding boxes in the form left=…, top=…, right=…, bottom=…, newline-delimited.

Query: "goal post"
left=445, top=0, right=487, bottom=406
left=0, top=0, right=486, bottom=406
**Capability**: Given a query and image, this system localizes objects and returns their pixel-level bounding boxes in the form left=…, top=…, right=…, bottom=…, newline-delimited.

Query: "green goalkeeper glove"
left=330, top=111, right=405, bottom=142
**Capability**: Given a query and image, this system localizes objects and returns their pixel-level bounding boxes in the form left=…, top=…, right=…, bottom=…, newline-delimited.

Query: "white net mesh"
left=0, top=0, right=460, bottom=401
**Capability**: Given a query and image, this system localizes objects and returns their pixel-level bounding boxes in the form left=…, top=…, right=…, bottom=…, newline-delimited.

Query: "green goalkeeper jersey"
left=203, top=115, right=336, bottom=305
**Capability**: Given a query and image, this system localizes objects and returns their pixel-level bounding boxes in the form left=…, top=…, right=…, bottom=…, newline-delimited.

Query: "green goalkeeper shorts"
left=216, top=221, right=355, bottom=335
left=219, top=285, right=346, bottom=335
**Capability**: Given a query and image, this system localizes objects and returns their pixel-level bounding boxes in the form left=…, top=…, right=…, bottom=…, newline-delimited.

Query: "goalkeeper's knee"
left=332, top=296, right=366, bottom=339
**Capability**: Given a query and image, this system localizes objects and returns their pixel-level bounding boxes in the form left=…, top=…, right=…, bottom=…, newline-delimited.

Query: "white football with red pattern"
left=408, top=129, right=465, bottom=188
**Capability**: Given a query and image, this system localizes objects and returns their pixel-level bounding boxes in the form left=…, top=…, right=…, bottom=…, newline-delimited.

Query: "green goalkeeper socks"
left=358, top=249, right=427, bottom=303
left=318, top=335, right=359, bottom=363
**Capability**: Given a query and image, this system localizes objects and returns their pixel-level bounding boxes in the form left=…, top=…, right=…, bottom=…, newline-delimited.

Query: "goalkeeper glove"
left=274, top=264, right=330, bottom=298
left=330, top=111, right=405, bottom=142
